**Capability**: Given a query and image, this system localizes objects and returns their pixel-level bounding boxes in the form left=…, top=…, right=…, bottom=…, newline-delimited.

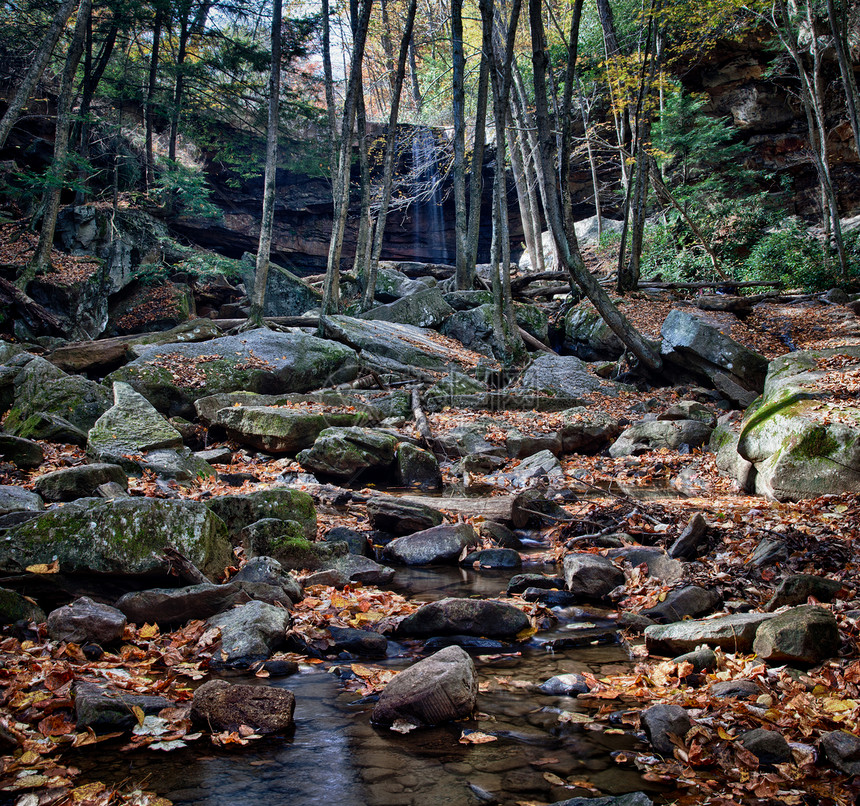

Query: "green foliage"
left=744, top=222, right=840, bottom=292
left=132, top=262, right=170, bottom=286
left=152, top=159, right=221, bottom=219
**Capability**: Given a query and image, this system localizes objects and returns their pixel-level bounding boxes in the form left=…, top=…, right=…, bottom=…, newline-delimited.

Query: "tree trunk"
left=451, top=0, right=470, bottom=288
left=508, top=111, right=539, bottom=273
left=145, top=7, right=163, bottom=192
left=466, top=51, right=490, bottom=273
left=26, top=0, right=92, bottom=282
left=528, top=0, right=662, bottom=372
left=248, top=0, right=283, bottom=325
left=409, top=40, right=423, bottom=114
left=351, top=80, right=373, bottom=280
left=168, top=0, right=193, bottom=163
left=557, top=0, right=584, bottom=234
left=826, top=0, right=860, bottom=157
left=364, top=0, right=418, bottom=310
left=596, top=0, right=630, bottom=190
left=0, top=0, right=78, bottom=149
left=578, top=85, right=603, bottom=239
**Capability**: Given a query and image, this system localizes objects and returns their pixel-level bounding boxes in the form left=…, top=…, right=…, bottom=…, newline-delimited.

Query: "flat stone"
left=367, top=496, right=444, bottom=536
left=645, top=612, right=774, bottom=655
left=396, top=597, right=530, bottom=640
left=34, top=463, right=127, bottom=502
left=752, top=605, right=840, bottom=664
left=191, top=679, right=295, bottom=734
left=709, top=679, right=762, bottom=699
left=383, top=523, right=478, bottom=565
left=47, top=597, right=126, bottom=645
left=74, top=681, right=170, bottom=733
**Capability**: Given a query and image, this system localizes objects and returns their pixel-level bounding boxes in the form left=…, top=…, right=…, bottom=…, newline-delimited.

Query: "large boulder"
left=47, top=597, right=126, bottom=645
left=208, top=600, right=290, bottom=667
left=361, top=287, right=454, bottom=329
left=0, top=498, right=232, bottom=579
left=660, top=309, right=769, bottom=406
left=440, top=304, right=504, bottom=358
left=34, top=463, right=128, bottom=502
left=645, top=612, right=774, bottom=655
left=192, top=679, right=295, bottom=733
left=371, top=646, right=477, bottom=728
left=752, top=605, right=840, bottom=664
left=0, top=434, right=43, bottom=469
left=367, top=496, right=444, bottom=535
left=396, top=597, right=529, bottom=639
left=736, top=347, right=860, bottom=500
left=206, top=488, right=316, bottom=541
left=106, top=328, right=361, bottom=417
left=242, top=259, right=321, bottom=317
left=562, top=302, right=624, bottom=360
left=383, top=524, right=478, bottom=565
left=516, top=355, right=617, bottom=399
left=393, top=443, right=442, bottom=490
left=0, top=587, right=45, bottom=624
left=563, top=553, right=624, bottom=601
left=0, top=485, right=43, bottom=516
left=296, top=427, right=399, bottom=480
left=558, top=408, right=622, bottom=454
left=609, top=420, right=713, bottom=457
left=74, top=681, right=171, bottom=733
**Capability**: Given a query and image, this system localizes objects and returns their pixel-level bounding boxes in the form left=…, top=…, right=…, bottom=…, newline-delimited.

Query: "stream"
left=72, top=547, right=665, bottom=805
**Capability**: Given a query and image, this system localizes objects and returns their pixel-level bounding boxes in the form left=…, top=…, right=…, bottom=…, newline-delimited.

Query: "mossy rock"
left=562, top=302, right=624, bottom=360
left=0, top=587, right=45, bottom=624
left=206, top=489, right=317, bottom=542
left=296, top=427, right=399, bottom=481
left=0, top=498, right=231, bottom=579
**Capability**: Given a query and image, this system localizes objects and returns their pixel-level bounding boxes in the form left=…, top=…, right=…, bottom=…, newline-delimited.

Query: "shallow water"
left=74, top=564, right=661, bottom=806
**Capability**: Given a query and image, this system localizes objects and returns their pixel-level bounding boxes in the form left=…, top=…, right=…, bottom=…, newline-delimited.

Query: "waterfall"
left=409, top=127, right=451, bottom=263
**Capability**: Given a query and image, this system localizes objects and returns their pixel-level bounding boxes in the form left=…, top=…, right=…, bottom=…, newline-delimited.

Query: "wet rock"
left=322, top=526, right=370, bottom=556
left=558, top=408, right=622, bottom=454
left=328, top=626, right=388, bottom=657
left=657, top=401, right=716, bottom=427
left=507, top=574, right=565, bottom=595
left=34, top=463, right=128, bottom=502
left=208, top=600, right=290, bottom=667
left=361, top=287, right=454, bottom=329
left=544, top=795, right=653, bottom=806
left=47, top=597, right=126, bottom=645
left=367, top=496, right=444, bottom=536
left=764, top=574, right=842, bottom=611
left=0, top=434, right=43, bottom=469
left=641, top=703, right=693, bottom=755
left=461, top=549, right=522, bottom=570
left=521, top=589, right=580, bottom=608
left=609, top=420, right=713, bottom=458
left=422, top=636, right=506, bottom=652
left=512, top=490, right=573, bottom=529
left=74, top=681, right=171, bottom=733
left=0, top=587, right=45, bottom=624
left=709, top=679, right=762, bottom=699
left=325, top=553, right=395, bottom=585
left=261, top=658, right=299, bottom=677
left=738, top=728, right=792, bottom=765
left=645, top=612, right=774, bottom=655
left=383, top=523, right=478, bottom=565
left=371, top=645, right=478, bottom=727
left=563, top=554, right=624, bottom=601
left=617, top=613, right=656, bottom=633
left=207, top=489, right=316, bottom=541
left=668, top=513, right=709, bottom=560
left=538, top=673, right=589, bottom=696
left=752, top=605, right=840, bottom=664
left=641, top=586, right=721, bottom=624
left=672, top=647, right=717, bottom=672
left=820, top=730, right=860, bottom=775
left=608, top=547, right=684, bottom=583
left=232, top=556, right=303, bottom=603
left=0, top=485, right=43, bottom=516
left=480, top=521, right=523, bottom=549
left=191, top=679, right=295, bottom=734
left=394, top=443, right=442, bottom=490
left=396, top=597, right=530, bottom=640
left=297, top=427, right=398, bottom=480
left=0, top=498, right=231, bottom=579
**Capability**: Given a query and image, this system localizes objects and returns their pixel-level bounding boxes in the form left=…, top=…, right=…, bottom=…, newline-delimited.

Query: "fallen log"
left=399, top=494, right=516, bottom=523
left=638, top=280, right=783, bottom=290
left=510, top=271, right=569, bottom=292
left=0, top=275, right=63, bottom=333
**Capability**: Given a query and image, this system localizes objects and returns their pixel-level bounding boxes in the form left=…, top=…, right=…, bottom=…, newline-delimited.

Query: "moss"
left=793, top=427, right=840, bottom=461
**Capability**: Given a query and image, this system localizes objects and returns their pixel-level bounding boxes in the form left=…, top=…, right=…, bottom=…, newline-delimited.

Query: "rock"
left=303, top=569, right=350, bottom=588
left=671, top=647, right=717, bottom=672
left=480, top=521, right=523, bottom=549
left=0, top=434, right=44, bottom=469
left=499, top=449, right=563, bottom=487
left=750, top=538, right=789, bottom=567
left=544, top=795, right=653, bottom=806
left=374, top=264, right=435, bottom=301
left=437, top=425, right=506, bottom=458
left=367, top=496, right=444, bottom=535
left=322, top=526, right=370, bottom=556
left=422, top=636, right=505, bottom=652
left=394, top=443, right=442, bottom=490
left=0, top=587, right=45, bottom=624
left=207, top=488, right=316, bottom=541
left=609, top=420, right=713, bottom=457
left=522, top=588, right=580, bottom=607
left=607, top=548, right=684, bottom=583
left=562, top=302, right=624, bottom=360
left=641, top=586, right=721, bottom=624
left=297, top=427, right=398, bottom=480
left=371, top=645, right=477, bottom=727
left=820, top=730, right=860, bottom=775
left=0, top=498, right=232, bottom=579
left=668, top=513, right=709, bottom=560
left=710, top=415, right=755, bottom=492
left=397, top=597, right=529, bottom=640
left=736, top=347, right=860, bottom=500
left=517, top=354, right=614, bottom=399
left=208, top=600, right=290, bottom=667
left=214, top=403, right=377, bottom=454
left=507, top=574, right=565, bottom=595
left=361, top=287, right=454, bottom=329
left=645, top=613, right=775, bottom=655
left=641, top=703, right=692, bottom=755
left=242, top=258, right=321, bottom=317
left=240, top=518, right=311, bottom=558
left=107, top=328, right=361, bottom=417
left=440, top=304, right=504, bottom=358
left=4, top=356, right=112, bottom=437
left=74, top=681, right=171, bottom=733
left=709, top=679, right=762, bottom=699
left=752, top=605, right=840, bottom=664
left=617, top=613, right=656, bottom=633
left=538, top=673, right=589, bottom=696
left=505, top=429, right=562, bottom=460
left=764, top=574, right=842, bottom=611
left=325, top=553, right=395, bottom=585
left=383, top=524, right=478, bottom=565
left=0, top=485, right=43, bottom=516
left=574, top=215, right=625, bottom=244
left=558, top=408, right=622, bottom=454
left=191, top=679, right=295, bottom=734
left=47, top=597, right=126, bottom=644
left=461, top=549, right=522, bottom=569
left=660, top=309, right=769, bottom=406
left=738, top=728, right=792, bottom=765
left=563, top=554, right=624, bottom=601
left=328, top=625, right=388, bottom=657
left=657, top=400, right=717, bottom=427
left=232, top=556, right=303, bottom=602
left=195, top=447, right=233, bottom=464
left=34, top=463, right=128, bottom=502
